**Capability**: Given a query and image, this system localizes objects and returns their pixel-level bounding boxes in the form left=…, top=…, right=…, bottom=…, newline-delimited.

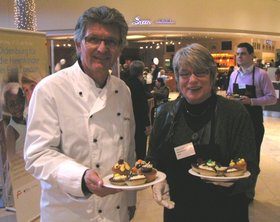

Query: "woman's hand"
left=152, top=180, right=175, bottom=209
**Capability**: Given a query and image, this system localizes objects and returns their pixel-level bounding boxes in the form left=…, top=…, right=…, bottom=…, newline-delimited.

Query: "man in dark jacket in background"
left=126, top=60, right=151, bottom=160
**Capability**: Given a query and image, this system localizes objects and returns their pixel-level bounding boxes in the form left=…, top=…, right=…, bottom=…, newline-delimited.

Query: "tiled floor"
left=132, top=115, right=280, bottom=222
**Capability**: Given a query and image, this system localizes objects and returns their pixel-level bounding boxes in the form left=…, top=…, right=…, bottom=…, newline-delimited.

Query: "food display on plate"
left=232, top=93, right=241, bottom=99
left=109, top=159, right=158, bottom=186
left=191, top=158, right=248, bottom=177
left=227, top=93, right=242, bottom=101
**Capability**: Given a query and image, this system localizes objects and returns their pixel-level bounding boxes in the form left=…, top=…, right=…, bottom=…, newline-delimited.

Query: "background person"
left=126, top=60, right=151, bottom=160
left=150, top=77, right=169, bottom=124
left=227, top=42, right=277, bottom=201
left=275, top=68, right=280, bottom=81
left=151, top=63, right=160, bottom=86
left=2, top=82, right=26, bottom=208
left=151, top=77, right=169, bottom=107
left=147, top=43, right=259, bottom=222
left=20, top=71, right=41, bottom=118
left=24, top=6, right=136, bottom=222
left=54, top=58, right=67, bottom=72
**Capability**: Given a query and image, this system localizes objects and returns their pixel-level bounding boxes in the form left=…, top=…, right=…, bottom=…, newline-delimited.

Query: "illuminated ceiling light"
left=140, top=46, right=144, bottom=49
left=14, top=0, right=37, bottom=31
left=56, top=44, right=60, bottom=47
left=127, top=35, right=146, bottom=40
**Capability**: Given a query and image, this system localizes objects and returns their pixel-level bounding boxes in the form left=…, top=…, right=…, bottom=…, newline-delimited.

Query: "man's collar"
left=239, top=64, right=254, bottom=75
left=77, top=57, right=108, bottom=88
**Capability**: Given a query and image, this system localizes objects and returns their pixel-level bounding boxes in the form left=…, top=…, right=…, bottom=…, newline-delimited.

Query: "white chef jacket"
left=24, top=62, right=136, bottom=222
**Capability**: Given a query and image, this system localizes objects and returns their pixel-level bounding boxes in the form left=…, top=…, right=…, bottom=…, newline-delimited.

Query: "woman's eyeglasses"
left=179, top=71, right=209, bottom=79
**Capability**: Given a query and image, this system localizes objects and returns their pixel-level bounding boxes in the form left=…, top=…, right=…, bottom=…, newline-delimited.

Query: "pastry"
left=224, top=167, right=245, bottom=177
left=192, top=159, right=218, bottom=177
left=109, top=173, right=127, bottom=186
left=232, top=94, right=240, bottom=98
left=215, top=164, right=227, bottom=176
left=138, top=161, right=157, bottom=182
left=229, top=158, right=247, bottom=171
left=125, top=174, right=146, bottom=186
left=112, top=159, right=131, bottom=175
left=224, top=158, right=247, bottom=177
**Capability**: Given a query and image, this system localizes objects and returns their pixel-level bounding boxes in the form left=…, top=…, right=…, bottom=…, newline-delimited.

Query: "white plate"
left=188, top=169, right=251, bottom=182
left=103, top=171, right=166, bottom=190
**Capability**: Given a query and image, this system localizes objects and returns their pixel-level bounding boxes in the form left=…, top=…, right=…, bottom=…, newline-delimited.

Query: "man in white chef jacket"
left=24, top=6, right=136, bottom=222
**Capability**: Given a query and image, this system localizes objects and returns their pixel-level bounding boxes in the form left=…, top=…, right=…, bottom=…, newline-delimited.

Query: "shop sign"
left=155, top=19, right=176, bottom=25
left=131, top=16, right=176, bottom=25
left=132, top=16, right=152, bottom=25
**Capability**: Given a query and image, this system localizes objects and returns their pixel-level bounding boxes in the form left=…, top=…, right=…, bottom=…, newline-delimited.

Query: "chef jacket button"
left=116, top=205, right=120, bottom=209
left=79, top=91, right=83, bottom=96
left=90, top=115, right=93, bottom=118
left=93, top=139, right=97, bottom=143
left=98, top=209, right=102, bottom=213
left=96, top=164, right=100, bottom=168
left=120, top=136, right=123, bottom=140
left=115, top=90, right=118, bottom=93
left=117, top=112, right=121, bottom=116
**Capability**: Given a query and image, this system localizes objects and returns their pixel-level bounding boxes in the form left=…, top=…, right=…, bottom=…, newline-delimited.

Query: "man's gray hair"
left=74, top=6, right=128, bottom=47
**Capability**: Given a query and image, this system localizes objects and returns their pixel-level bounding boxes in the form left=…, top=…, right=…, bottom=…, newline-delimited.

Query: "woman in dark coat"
left=147, top=43, right=259, bottom=222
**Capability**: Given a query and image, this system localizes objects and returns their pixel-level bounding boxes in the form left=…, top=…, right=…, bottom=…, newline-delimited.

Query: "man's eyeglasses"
left=84, top=36, right=120, bottom=48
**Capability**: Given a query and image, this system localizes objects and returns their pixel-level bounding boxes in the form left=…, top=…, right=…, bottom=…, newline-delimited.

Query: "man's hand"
left=84, top=169, right=121, bottom=197
left=240, top=95, right=251, bottom=105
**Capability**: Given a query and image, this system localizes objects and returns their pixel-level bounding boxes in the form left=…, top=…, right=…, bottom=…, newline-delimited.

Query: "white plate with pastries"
left=103, top=171, right=166, bottom=190
left=188, top=169, right=251, bottom=182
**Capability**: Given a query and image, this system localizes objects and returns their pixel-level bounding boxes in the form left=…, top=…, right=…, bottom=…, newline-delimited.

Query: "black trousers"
left=135, top=129, right=147, bottom=160
left=254, top=122, right=264, bottom=165
left=164, top=193, right=249, bottom=222
left=246, top=120, right=264, bottom=199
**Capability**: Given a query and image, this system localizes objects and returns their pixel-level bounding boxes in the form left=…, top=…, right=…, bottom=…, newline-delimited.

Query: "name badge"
left=174, top=142, right=196, bottom=160
left=238, top=83, right=246, bottom=89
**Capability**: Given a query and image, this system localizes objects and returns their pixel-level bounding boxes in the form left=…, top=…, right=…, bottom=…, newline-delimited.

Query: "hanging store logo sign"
left=131, top=16, right=176, bottom=25
left=155, top=19, right=176, bottom=25
left=132, top=16, right=152, bottom=25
